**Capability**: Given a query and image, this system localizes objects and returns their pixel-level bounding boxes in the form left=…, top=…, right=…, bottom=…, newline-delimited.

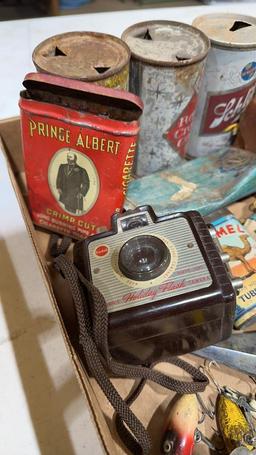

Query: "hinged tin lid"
left=193, top=13, right=256, bottom=49
left=121, top=20, right=210, bottom=66
left=21, top=72, right=143, bottom=121
left=32, top=31, right=130, bottom=81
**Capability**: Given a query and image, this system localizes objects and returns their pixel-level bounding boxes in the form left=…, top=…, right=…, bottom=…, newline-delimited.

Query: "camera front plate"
left=88, top=215, right=212, bottom=313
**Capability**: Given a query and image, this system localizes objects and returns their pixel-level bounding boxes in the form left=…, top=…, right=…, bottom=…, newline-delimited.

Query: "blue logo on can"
left=241, top=62, right=256, bottom=81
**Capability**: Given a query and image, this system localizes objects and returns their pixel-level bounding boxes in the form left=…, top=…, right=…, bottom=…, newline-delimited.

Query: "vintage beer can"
left=121, top=20, right=210, bottom=176
left=19, top=73, right=143, bottom=239
left=210, top=212, right=256, bottom=329
left=32, top=31, right=130, bottom=89
left=188, top=13, right=256, bottom=158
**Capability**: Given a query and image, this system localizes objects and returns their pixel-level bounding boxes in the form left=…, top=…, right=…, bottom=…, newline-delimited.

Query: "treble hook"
left=194, top=428, right=223, bottom=453
left=199, top=360, right=223, bottom=394
left=196, top=393, right=215, bottom=424
left=249, top=375, right=256, bottom=385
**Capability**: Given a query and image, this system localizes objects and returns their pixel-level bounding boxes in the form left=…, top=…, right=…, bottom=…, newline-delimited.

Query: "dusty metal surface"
left=122, top=20, right=209, bottom=66
left=193, top=13, right=256, bottom=49
left=32, top=31, right=130, bottom=89
left=122, top=21, right=210, bottom=176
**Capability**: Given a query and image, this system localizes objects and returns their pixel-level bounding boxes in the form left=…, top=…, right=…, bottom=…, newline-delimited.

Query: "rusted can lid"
left=121, top=20, right=210, bottom=67
left=193, top=13, right=256, bottom=49
left=32, top=31, right=130, bottom=81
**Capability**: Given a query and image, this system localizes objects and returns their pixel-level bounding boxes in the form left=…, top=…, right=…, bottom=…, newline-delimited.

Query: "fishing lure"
left=216, top=393, right=255, bottom=453
left=198, top=362, right=256, bottom=452
left=221, top=386, right=256, bottom=446
left=162, top=394, right=198, bottom=455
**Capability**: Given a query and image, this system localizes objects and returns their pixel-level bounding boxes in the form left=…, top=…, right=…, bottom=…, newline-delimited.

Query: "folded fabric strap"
left=53, top=253, right=209, bottom=455
left=49, top=233, right=73, bottom=257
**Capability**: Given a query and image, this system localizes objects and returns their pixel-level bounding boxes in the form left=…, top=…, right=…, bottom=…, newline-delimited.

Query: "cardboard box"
left=1, top=117, right=255, bottom=455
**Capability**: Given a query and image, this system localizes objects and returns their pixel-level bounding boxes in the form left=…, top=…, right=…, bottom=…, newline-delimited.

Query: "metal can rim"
left=193, top=13, right=256, bottom=49
left=121, top=20, right=210, bottom=67
left=32, top=31, right=131, bottom=81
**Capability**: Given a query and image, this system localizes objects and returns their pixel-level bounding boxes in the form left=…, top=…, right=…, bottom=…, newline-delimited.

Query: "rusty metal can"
left=188, top=13, right=256, bottom=158
left=121, top=20, right=210, bottom=176
left=32, top=31, right=130, bottom=89
left=19, top=72, right=143, bottom=239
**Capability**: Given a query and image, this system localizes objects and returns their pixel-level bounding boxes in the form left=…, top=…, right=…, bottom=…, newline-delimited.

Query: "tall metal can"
left=122, top=21, right=210, bottom=176
left=188, top=14, right=256, bottom=158
left=32, top=31, right=130, bottom=90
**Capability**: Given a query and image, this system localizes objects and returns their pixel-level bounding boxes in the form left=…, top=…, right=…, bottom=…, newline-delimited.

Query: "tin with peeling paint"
left=188, top=13, right=256, bottom=158
left=32, top=31, right=130, bottom=89
left=122, top=20, right=210, bottom=176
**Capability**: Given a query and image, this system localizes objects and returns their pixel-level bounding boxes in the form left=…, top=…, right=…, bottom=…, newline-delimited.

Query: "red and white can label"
left=201, top=80, right=255, bottom=135
left=165, top=93, right=198, bottom=157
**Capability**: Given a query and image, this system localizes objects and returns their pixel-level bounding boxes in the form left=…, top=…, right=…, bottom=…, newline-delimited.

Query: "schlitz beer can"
left=19, top=73, right=143, bottom=239
left=121, top=21, right=210, bottom=176
left=32, top=31, right=130, bottom=89
left=188, top=13, right=256, bottom=158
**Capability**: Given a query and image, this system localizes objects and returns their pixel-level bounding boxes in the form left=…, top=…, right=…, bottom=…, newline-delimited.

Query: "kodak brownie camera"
left=74, top=206, right=241, bottom=364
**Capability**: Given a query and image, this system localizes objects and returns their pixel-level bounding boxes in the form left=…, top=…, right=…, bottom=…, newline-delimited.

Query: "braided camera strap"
left=53, top=253, right=209, bottom=455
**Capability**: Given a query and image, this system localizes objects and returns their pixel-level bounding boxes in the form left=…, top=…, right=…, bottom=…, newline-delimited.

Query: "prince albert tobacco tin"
left=122, top=21, right=210, bottom=176
left=32, top=31, right=130, bottom=89
left=188, top=13, right=256, bottom=158
left=19, top=73, right=143, bottom=239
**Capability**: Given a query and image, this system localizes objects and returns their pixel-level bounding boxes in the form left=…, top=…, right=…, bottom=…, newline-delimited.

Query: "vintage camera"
left=74, top=206, right=241, bottom=364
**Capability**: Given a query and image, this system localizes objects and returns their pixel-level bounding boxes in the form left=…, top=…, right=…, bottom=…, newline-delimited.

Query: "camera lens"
left=118, top=235, right=171, bottom=281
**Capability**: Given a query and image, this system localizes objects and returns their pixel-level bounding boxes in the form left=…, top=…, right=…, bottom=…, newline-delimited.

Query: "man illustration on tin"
left=56, top=151, right=90, bottom=214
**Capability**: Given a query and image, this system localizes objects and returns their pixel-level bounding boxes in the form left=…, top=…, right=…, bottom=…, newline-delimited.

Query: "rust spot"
left=176, top=62, right=201, bottom=89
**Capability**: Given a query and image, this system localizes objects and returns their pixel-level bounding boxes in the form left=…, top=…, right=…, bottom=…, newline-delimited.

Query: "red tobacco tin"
left=19, top=73, right=143, bottom=239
